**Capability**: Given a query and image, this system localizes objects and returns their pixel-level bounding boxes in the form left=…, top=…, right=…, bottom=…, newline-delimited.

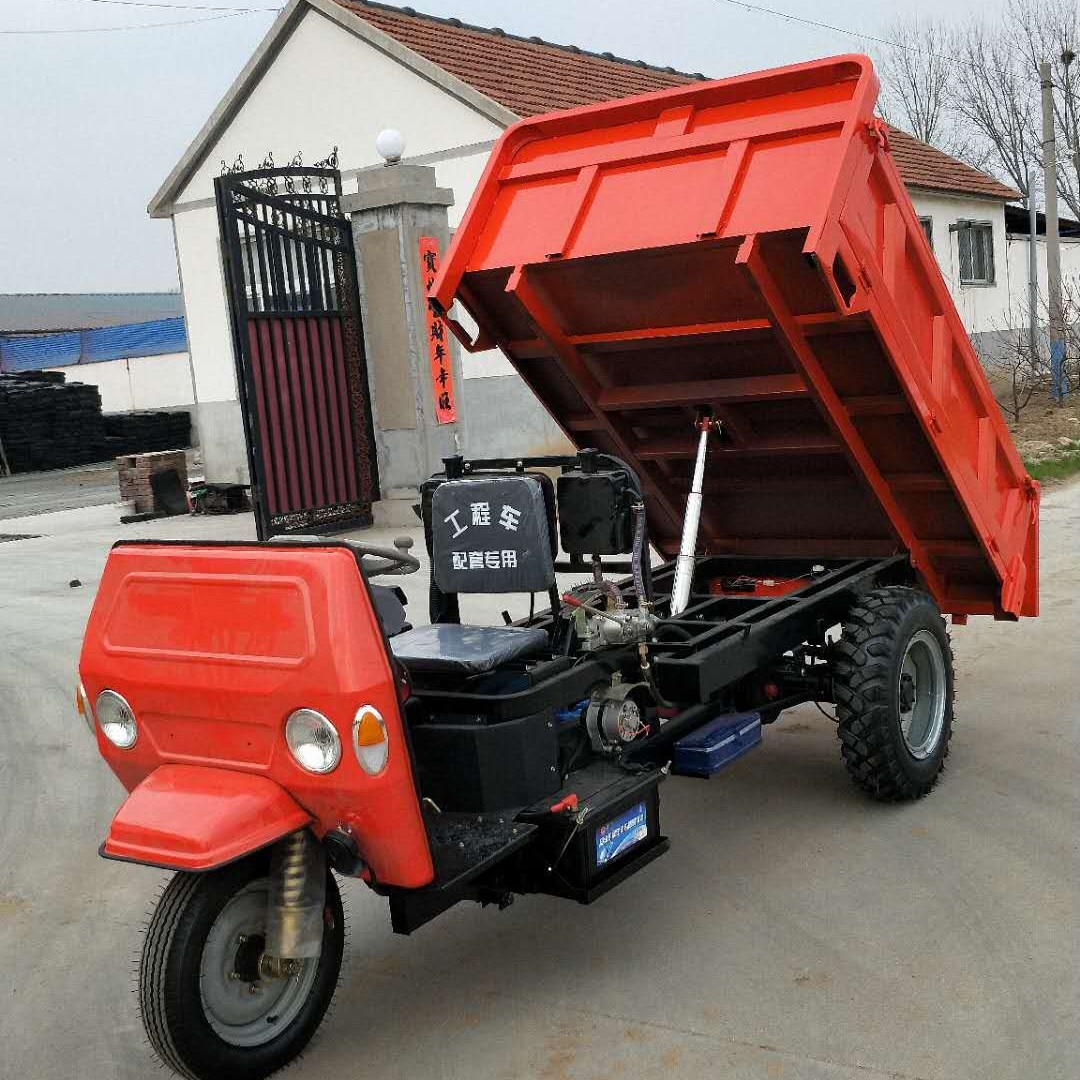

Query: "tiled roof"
left=885, top=126, right=1020, bottom=202
left=335, top=0, right=701, bottom=117
left=336, top=1, right=1021, bottom=202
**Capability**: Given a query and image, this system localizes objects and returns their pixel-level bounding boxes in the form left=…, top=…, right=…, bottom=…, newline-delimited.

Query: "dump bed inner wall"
left=434, top=55, right=1037, bottom=618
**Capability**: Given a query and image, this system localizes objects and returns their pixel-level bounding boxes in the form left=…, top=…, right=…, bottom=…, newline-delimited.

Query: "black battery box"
left=557, top=468, right=634, bottom=555
left=518, top=762, right=668, bottom=902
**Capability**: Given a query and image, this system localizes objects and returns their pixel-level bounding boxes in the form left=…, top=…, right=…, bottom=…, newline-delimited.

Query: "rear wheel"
left=139, top=855, right=344, bottom=1080
left=833, top=586, right=953, bottom=801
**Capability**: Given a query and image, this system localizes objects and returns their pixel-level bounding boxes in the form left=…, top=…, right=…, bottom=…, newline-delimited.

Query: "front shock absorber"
left=261, top=829, right=326, bottom=977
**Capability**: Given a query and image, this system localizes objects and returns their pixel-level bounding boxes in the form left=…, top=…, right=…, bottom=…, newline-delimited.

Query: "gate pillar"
left=344, top=162, right=464, bottom=522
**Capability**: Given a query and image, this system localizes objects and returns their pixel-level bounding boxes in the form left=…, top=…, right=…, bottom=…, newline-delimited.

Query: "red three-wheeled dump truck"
left=77, top=55, right=1038, bottom=1079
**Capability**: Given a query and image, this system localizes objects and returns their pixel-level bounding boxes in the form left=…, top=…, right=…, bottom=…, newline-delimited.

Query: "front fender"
left=102, top=764, right=312, bottom=871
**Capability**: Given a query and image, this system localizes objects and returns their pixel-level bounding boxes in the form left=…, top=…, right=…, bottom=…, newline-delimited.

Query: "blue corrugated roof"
left=0, top=317, right=188, bottom=373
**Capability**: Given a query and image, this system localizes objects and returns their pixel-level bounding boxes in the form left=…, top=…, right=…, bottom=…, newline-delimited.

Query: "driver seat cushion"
left=389, top=623, right=549, bottom=677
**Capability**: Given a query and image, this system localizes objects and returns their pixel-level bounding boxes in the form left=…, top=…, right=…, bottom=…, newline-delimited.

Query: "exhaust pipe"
left=262, top=829, right=326, bottom=975
left=670, top=410, right=718, bottom=617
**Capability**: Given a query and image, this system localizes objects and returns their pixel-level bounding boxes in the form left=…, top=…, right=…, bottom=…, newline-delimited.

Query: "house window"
left=954, top=220, right=995, bottom=285
left=918, top=216, right=934, bottom=250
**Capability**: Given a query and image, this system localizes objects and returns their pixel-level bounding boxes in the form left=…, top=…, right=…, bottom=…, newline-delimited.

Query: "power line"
left=51, top=0, right=280, bottom=11
left=712, top=0, right=1080, bottom=112
left=712, top=0, right=927, bottom=54
left=0, top=10, right=271, bottom=33
left=709, top=0, right=1017, bottom=78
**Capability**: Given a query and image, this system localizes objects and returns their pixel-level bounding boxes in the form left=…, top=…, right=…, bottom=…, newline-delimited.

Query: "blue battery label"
left=595, top=800, right=649, bottom=867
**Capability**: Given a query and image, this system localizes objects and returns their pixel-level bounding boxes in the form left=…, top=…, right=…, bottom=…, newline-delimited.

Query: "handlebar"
left=268, top=534, right=421, bottom=577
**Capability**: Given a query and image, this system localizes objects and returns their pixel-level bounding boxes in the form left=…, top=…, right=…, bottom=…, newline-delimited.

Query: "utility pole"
left=1040, top=61, right=1065, bottom=404
left=1027, top=168, right=1039, bottom=363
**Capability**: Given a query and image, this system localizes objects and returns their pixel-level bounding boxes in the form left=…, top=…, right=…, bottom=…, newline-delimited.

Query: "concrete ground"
left=0, top=484, right=1076, bottom=1080
left=0, top=461, right=120, bottom=521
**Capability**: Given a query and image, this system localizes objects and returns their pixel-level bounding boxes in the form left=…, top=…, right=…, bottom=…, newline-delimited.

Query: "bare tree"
left=1057, top=273, right=1080, bottom=393
left=985, top=274, right=1080, bottom=421
left=876, top=1, right=1080, bottom=216
left=875, top=19, right=991, bottom=168
left=951, top=20, right=1040, bottom=205
left=877, top=19, right=955, bottom=147
left=1007, top=0, right=1080, bottom=219
left=985, top=309, right=1048, bottom=422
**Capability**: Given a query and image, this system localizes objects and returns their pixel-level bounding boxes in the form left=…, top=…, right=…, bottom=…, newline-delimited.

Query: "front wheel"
left=833, top=586, right=954, bottom=801
left=139, top=854, right=344, bottom=1080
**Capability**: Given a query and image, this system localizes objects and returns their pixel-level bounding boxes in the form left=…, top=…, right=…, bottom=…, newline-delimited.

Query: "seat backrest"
left=429, top=475, right=555, bottom=595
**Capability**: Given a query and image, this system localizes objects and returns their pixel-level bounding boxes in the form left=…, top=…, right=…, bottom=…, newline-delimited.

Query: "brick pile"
left=117, top=450, right=189, bottom=515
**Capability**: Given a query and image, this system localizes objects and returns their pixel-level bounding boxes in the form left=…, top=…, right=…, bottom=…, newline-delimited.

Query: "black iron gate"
left=215, top=153, right=378, bottom=539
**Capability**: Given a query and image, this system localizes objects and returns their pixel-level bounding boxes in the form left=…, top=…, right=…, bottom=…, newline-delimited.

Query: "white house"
left=149, top=0, right=1043, bottom=484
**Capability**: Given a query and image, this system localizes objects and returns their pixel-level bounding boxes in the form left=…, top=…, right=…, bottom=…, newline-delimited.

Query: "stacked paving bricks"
left=117, top=450, right=189, bottom=514
left=0, top=372, right=110, bottom=472
left=104, top=411, right=191, bottom=455
left=0, top=372, right=192, bottom=475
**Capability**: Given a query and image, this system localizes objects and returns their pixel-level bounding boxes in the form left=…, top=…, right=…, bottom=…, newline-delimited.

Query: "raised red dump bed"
left=431, top=55, right=1038, bottom=619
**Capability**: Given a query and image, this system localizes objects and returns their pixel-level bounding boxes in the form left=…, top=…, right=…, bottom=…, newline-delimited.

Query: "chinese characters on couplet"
left=443, top=498, right=523, bottom=574
left=418, top=236, right=457, bottom=425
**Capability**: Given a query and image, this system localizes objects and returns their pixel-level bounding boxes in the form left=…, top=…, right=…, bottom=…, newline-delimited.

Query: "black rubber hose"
left=631, top=501, right=653, bottom=603
left=591, top=451, right=653, bottom=603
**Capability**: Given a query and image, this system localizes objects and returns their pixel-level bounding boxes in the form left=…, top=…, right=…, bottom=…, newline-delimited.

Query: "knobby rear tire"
left=833, top=586, right=954, bottom=801
left=139, top=854, right=344, bottom=1080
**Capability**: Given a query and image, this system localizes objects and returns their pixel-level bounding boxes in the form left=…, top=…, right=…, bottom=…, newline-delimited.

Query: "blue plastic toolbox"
left=672, top=711, right=762, bottom=777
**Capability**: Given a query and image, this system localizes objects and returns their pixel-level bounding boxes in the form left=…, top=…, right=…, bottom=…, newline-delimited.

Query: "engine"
left=561, top=583, right=656, bottom=652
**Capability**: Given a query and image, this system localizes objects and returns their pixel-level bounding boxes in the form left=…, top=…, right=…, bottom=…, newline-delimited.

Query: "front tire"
left=833, top=586, right=954, bottom=801
left=139, top=854, right=344, bottom=1080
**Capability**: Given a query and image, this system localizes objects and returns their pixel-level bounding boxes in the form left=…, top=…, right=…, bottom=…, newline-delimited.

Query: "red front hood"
left=80, top=541, right=433, bottom=889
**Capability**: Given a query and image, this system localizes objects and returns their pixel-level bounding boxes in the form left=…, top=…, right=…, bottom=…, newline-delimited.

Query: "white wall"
left=908, top=191, right=1011, bottom=335
left=168, top=6, right=506, bottom=480
left=910, top=191, right=1080, bottom=345
left=174, top=10, right=502, bottom=204
left=1004, top=231, right=1080, bottom=320
left=174, top=205, right=238, bottom=404
left=46, top=352, right=194, bottom=413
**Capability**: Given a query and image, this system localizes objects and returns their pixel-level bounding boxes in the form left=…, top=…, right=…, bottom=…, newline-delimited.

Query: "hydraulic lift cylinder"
left=670, top=416, right=716, bottom=616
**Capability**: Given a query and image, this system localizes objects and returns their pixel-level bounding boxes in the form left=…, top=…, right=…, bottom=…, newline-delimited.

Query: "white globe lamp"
left=375, top=128, right=405, bottom=165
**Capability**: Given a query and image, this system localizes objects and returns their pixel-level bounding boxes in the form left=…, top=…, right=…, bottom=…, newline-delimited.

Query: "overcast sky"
left=1, top=0, right=997, bottom=294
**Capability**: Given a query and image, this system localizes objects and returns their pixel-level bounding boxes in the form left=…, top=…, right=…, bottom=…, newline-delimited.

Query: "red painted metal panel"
left=267, top=316, right=301, bottom=514
left=301, top=318, right=336, bottom=507
left=432, top=54, right=1037, bottom=619
left=104, top=765, right=313, bottom=871
left=312, top=317, right=348, bottom=506
left=293, top=318, right=325, bottom=510
left=81, top=543, right=435, bottom=888
left=328, top=317, right=360, bottom=504
left=282, top=318, right=314, bottom=513
left=252, top=315, right=373, bottom=524
left=247, top=321, right=281, bottom=516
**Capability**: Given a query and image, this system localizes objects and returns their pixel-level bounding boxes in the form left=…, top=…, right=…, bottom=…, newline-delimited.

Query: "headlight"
left=75, top=680, right=94, bottom=735
left=352, top=705, right=389, bottom=776
left=285, top=709, right=341, bottom=774
left=95, top=690, right=137, bottom=749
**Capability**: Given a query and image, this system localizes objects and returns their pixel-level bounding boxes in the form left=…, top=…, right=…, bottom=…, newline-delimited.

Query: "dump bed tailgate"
left=431, top=54, right=1037, bottom=619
